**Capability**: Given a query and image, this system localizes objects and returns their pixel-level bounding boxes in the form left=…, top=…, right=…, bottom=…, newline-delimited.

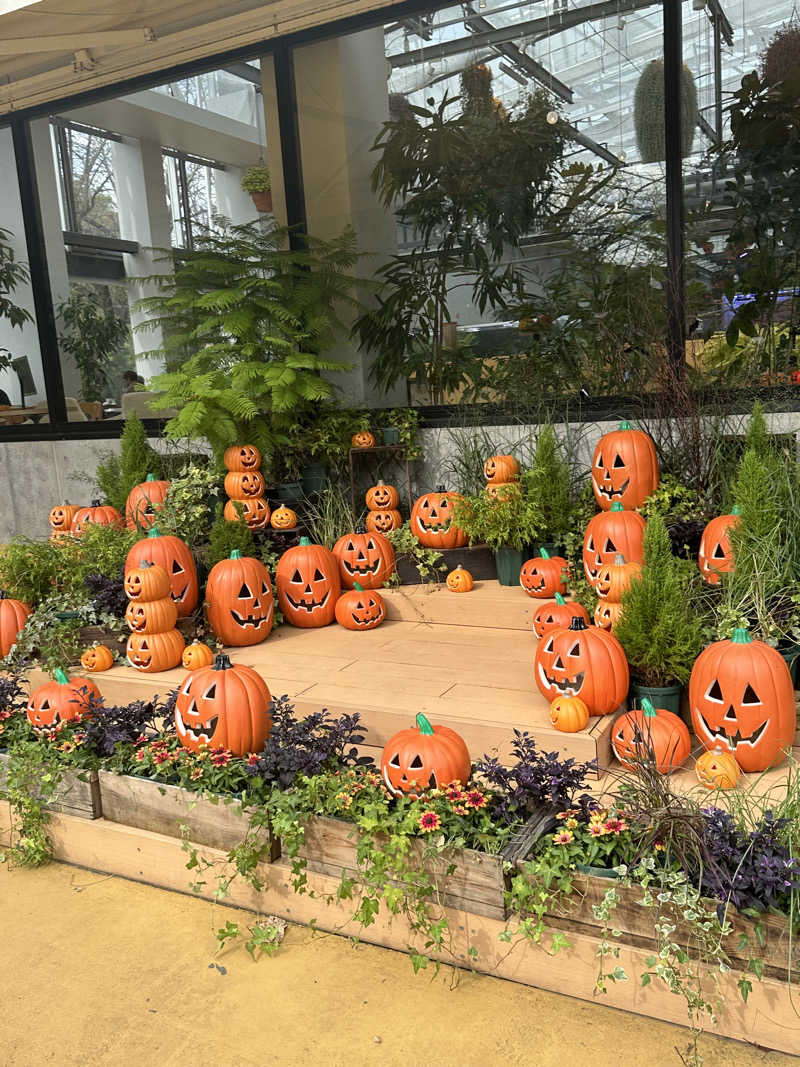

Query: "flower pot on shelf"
left=381, top=427, right=400, bottom=445
left=300, top=463, right=327, bottom=496
left=779, top=642, right=800, bottom=688
left=273, top=481, right=303, bottom=503
left=494, top=546, right=525, bottom=587
left=250, top=189, right=273, bottom=213
left=629, top=681, right=684, bottom=723
left=393, top=544, right=497, bottom=586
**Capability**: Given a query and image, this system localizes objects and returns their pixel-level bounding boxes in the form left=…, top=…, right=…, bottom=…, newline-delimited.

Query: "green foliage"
left=96, top=413, right=161, bottom=512
left=641, top=474, right=707, bottom=524
left=0, top=226, right=33, bottom=372
left=453, top=485, right=543, bottom=552
left=614, top=514, right=706, bottom=687
left=303, top=486, right=359, bottom=549
left=156, top=463, right=220, bottom=544
left=206, top=505, right=256, bottom=568
left=137, top=222, right=360, bottom=463
left=0, top=738, right=61, bottom=867
left=522, top=425, right=571, bottom=542
left=57, top=286, right=128, bottom=402
left=385, top=407, right=422, bottom=460
left=634, top=60, right=697, bottom=163
left=385, top=522, right=444, bottom=584
left=240, top=165, right=271, bottom=193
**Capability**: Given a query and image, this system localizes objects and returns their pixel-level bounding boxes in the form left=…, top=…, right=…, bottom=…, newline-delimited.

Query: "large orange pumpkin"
left=335, top=582, right=386, bottom=631
left=175, top=653, right=271, bottom=756
left=366, top=509, right=402, bottom=534
left=595, top=553, right=642, bottom=602
left=224, top=470, right=266, bottom=500
left=484, top=455, right=520, bottom=483
left=125, top=527, right=199, bottom=618
left=205, top=550, right=274, bottom=646
left=26, top=668, right=101, bottom=729
left=583, top=503, right=646, bottom=587
left=520, top=549, right=568, bottom=598
left=532, top=594, right=590, bottom=639
left=381, top=713, right=470, bottom=798
left=695, top=748, right=741, bottom=790
left=366, top=481, right=400, bottom=511
left=410, top=487, right=468, bottom=549
left=224, top=444, right=261, bottom=472
left=125, top=474, right=170, bottom=530
left=591, top=421, right=659, bottom=511
left=126, top=630, right=185, bottom=673
left=534, top=617, right=629, bottom=716
left=223, top=497, right=270, bottom=530
left=71, top=500, right=123, bottom=537
left=612, top=698, right=691, bottom=774
left=698, top=509, right=740, bottom=585
left=332, top=527, right=395, bottom=590
left=275, top=537, right=340, bottom=628
left=0, top=591, right=30, bottom=659
left=689, top=628, right=795, bottom=773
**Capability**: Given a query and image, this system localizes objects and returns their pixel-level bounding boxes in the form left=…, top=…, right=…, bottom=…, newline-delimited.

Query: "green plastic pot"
left=274, top=481, right=304, bottom=502
left=576, top=864, right=622, bottom=880
left=780, top=643, right=800, bottom=688
left=494, top=546, right=525, bottom=586
left=300, top=463, right=327, bottom=496
left=629, top=681, right=684, bottom=724
left=381, top=427, right=400, bottom=446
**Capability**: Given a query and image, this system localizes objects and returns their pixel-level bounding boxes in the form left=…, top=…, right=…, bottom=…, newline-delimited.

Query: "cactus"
left=633, top=60, right=697, bottom=163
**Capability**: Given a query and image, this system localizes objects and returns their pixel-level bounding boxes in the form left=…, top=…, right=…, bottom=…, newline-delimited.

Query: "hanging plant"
left=633, top=60, right=697, bottom=163
left=761, top=23, right=800, bottom=89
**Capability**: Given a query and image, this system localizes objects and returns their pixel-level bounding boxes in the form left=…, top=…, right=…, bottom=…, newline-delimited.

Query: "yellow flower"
left=565, top=817, right=578, bottom=830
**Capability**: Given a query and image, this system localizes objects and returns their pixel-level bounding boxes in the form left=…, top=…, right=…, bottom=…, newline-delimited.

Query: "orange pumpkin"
left=695, top=748, right=741, bottom=790
left=689, top=628, right=795, bottom=773
left=125, top=474, right=170, bottom=530
left=49, top=503, right=79, bottom=540
left=224, top=470, right=266, bottom=500
left=698, top=509, right=740, bottom=585
left=549, top=696, right=590, bottom=733
left=595, top=553, right=642, bottom=602
left=332, top=527, right=395, bottom=590
left=224, top=444, right=261, bottom=472
left=534, top=617, right=629, bottom=716
left=275, top=537, right=340, bottom=628
left=366, top=509, right=402, bottom=534
left=223, top=497, right=270, bottom=530
left=366, top=481, right=400, bottom=511
left=26, top=668, right=101, bottom=729
left=182, top=642, right=215, bottom=671
left=532, top=593, right=590, bottom=639
left=594, top=600, right=624, bottom=631
left=335, top=582, right=386, bottom=631
left=0, top=591, right=30, bottom=659
left=583, top=503, right=646, bottom=587
left=126, top=630, right=185, bottom=673
left=71, top=500, right=123, bottom=537
left=381, top=712, right=470, bottom=798
left=591, top=421, right=659, bottom=511
left=270, top=506, right=297, bottom=530
left=205, top=550, right=274, bottom=647
left=351, top=430, right=376, bottom=449
left=485, top=481, right=521, bottom=501
left=612, top=698, right=691, bottom=774
left=484, top=455, right=520, bottom=483
left=80, top=644, right=114, bottom=672
left=410, top=487, right=468, bottom=549
left=446, top=564, right=474, bottom=593
left=125, top=596, right=178, bottom=635
left=520, top=549, right=568, bottom=599
left=175, top=653, right=271, bottom=756
left=124, top=561, right=171, bottom=602
left=125, top=527, right=199, bottom=617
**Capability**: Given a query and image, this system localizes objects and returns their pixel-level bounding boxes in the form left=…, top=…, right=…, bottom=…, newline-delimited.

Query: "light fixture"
left=618, top=150, right=627, bottom=162
left=617, top=16, right=625, bottom=29
left=546, top=110, right=559, bottom=125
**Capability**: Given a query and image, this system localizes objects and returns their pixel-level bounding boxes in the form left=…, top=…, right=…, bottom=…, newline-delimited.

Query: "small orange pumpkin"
left=224, top=444, right=261, bottom=472
left=71, top=500, right=123, bottom=537
left=594, top=600, right=624, bottom=631
left=366, top=509, right=403, bottom=534
left=125, top=596, right=178, bottom=635
left=80, top=645, right=114, bottom=672
left=533, top=593, right=590, bottom=638
left=381, top=713, right=470, bottom=798
left=446, top=564, right=474, bottom=592
left=335, top=582, right=386, bottom=631
left=366, top=481, right=400, bottom=511
left=124, top=561, right=171, bottom=602
left=224, top=470, right=266, bottom=500
left=127, top=630, right=185, bottom=673
left=612, top=698, right=691, bottom=775
left=49, top=503, right=79, bottom=540
left=595, top=553, right=642, bottom=602
left=484, top=455, right=520, bottom=483
left=698, top=509, right=740, bottom=585
left=125, top=474, right=170, bottom=530
left=351, top=430, right=376, bottom=449
left=182, top=642, right=215, bottom=670
left=520, top=549, right=568, bottom=599
left=26, top=668, right=101, bottom=729
left=695, top=748, right=741, bottom=790
left=549, top=696, right=590, bottom=733
left=411, top=486, right=468, bottom=549
left=270, top=505, right=297, bottom=530
left=485, top=481, right=521, bottom=501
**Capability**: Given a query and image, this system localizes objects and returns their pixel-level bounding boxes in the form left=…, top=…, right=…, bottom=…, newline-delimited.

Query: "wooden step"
left=381, top=580, right=540, bottom=630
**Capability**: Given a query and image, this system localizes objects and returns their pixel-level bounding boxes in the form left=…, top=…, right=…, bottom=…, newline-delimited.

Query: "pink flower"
left=212, top=750, right=231, bottom=767
left=588, top=824, right=606, bottom=837
left=418, top=811, right=441, bottom=833
left=154, top=752, right=170, bottom=765
left=134, top=750, right=146, bottom=762
left=553, top=831, right=573, bottom=845
left=247, top=753, right=259, bottom=766
left=604, top=817, right=627, bottom=834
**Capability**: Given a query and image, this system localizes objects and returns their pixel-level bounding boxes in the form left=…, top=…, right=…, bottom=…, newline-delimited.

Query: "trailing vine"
left=0, top=738, right=63, bottom=867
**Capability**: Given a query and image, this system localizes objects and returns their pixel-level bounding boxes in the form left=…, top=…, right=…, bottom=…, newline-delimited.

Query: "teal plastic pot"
left=629, top=682, right=684, bottom=724
left=576, top=864, right=622, bottom=880
left=300, top=463, right=327, bottom=496
left=55, top=610, right=80, bottom=621
left=494, top=546, right=525, bottom=586
left=780, top=643, right=800, bottom=688
left=381, top=427, right=400, bottom=445
left=275, top=481, right=304, bottom=502
left=537, top=542, right=564, bottom=558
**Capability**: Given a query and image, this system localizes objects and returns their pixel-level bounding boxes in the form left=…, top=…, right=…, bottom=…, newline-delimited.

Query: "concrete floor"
left=0, top=863, right=794, bottom=1067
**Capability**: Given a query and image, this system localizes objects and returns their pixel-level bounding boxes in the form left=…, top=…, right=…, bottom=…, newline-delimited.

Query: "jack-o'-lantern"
left=125, top=474, right=170, bottom=531
left=224, top=444, right=261, bottom=472
left=698, top=509, right=740, bottom=585
left=335, top=582, right=386, bottom=631
left=270, top=506, right=297, bottom=530
left=689, top=628, right=795, bottom=773
left=124, top=561, right=171, bottom=602
left=332, top=527, right=395, bottom=590
left=410, top=486, right=468, bottom=549
left=125, top=596, right=178, bottom=634
left=612, top=698, right=691, bottom=774
left=549, top=695, right=589, bottom=733
left=26, top=668, right=101, bottom=729
left=520, top=549, right=568, bottom=599
left=534, top=617, right=629, bottom=716
left=0, top=590, right=30, bottom=659
left=126, top=630, right=185, bottom=673
left=125, top=527, right=199, bottom=617
left=583, top=503, right=646, bottom=587
left=366, top=481, right=400, bottom=511
left=224, top=470, right=266, bottom=500
left=81, top=644, right=114, bottom=672
left=484, top=455, right=520, bottom=484
left=276, top=537, right=340, bottom=628
left=366, top=509, right=402, bottom=534
left=49, top=503, right=79, bottom=542
left=205, top=550, right=274, bottom=646
left=532, top=593, right=589, bottom=639
left=175, top=653, right=271, bottom=756
left=351, top=430, right=376, bottom=449
left=595, top=553, right=642, bottom=602
left=223, top=497, right=270, bottom=530
left=381, top=713, right=470, bottom=798
left=594, top=600, right=623, bottom=631
left=591, top=421, right=659, bottom=511
left=446, top=564, right=474, bottom=593
left=71, top=500, right=123, bottom=537
left=182, top=642, right=214, bottom=671
left=485, top=481, right=521, bottom=501
left=695, top=748, right=741, bottom=791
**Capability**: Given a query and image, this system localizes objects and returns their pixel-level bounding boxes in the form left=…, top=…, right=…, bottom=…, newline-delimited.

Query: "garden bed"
left=0, top=752, right=101, bottom=820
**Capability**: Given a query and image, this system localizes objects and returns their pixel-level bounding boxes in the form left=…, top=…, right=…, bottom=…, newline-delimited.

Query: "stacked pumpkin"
left=0, top=589, right=30, bottom=659
left=223, top=444, right=269, bottom=531
left=49, top=503, right=78, bottom=544
left=124, top=561, right=185, bottom=672
left=365, top=481, right=402, bottom=534
left=593, top=553, right=641, bottom=632
left=483, top=454, right=520, bottom=499
left=126, top=473, right=170, bottom=531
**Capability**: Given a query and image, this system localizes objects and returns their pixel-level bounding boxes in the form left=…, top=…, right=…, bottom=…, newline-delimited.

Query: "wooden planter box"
left=395, top=544, right=498, bottom=586
left=98, top=771, right=279, bottom=860
left=0, top=752, right=101, bottom=820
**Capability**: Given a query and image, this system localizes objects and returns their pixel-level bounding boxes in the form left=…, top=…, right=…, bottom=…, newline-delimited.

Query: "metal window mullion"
left=663, top=0, right=685, bottom=378
left=177, top=152, right=193, bottom=251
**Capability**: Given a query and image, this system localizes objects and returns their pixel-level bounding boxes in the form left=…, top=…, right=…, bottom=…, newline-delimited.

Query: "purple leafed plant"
left=84, top=569, right=128, bottom=617
left=82, top=690, right=178, bottom=757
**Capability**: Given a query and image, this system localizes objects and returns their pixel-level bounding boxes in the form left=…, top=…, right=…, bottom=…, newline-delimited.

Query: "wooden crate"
left=98, top=771, right=279, bottom=860
left=0, top=751, right=101, bottom=820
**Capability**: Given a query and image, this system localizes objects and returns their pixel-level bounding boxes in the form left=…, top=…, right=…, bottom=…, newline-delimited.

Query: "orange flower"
left=418, top=811, right=441, bottom=833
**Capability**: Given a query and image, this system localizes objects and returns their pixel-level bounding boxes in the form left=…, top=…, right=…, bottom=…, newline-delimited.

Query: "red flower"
left=134, top=750, right=146, bottom=762
left=418, top=811, right=441, bottom=833
left=154, top=752, right=170, bottom=765
left=247, top=753, right=260, bottom=766
left=211, top=749, right=231, bottom=767
left=465, top=790, right=487, bottom=809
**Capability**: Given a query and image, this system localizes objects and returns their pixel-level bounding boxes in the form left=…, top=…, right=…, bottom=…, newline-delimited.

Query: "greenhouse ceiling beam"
left=222, top=61, right=262, bottom=86
left=565, top=124, right=624, bottom=166
left=696, top=111, right=718, bottom=145
left=705, top=0, right=733, bottom=47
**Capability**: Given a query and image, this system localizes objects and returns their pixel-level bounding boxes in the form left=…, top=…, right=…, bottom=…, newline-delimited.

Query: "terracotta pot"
left=251, top=189, right=273, bottom=213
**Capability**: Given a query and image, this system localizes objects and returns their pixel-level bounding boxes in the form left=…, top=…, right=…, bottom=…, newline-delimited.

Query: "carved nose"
left=553, top=655, right=564, bottom=670
left=430, top=508, right=438, bottom=518
left=304, top=584, right=312, bottom=594
left=357, top=551, right=366, bottom=561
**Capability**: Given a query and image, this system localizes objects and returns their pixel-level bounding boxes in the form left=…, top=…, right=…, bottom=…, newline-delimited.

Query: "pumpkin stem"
left=0, top=590, right=7, bottom=600
left=554, top=593, right=566, bottom=605
left=54, top=668, right=70, bottom=685
left=139, top=560, right=153, bottom=569
left=416, top=712, right=435, bottom=735
left=610, top=501, right=625, bottom=512
left=148, top=526, right=161, bottom=538
left=539, top=547, right=551, bottom=559
left=230, top=549, right=242, bottom=560
left=353, top=581, right=364, bottom=592
left=299, top=537, right=311, bottom=546
left=731, top=506, right=740, bottom=516
left=731, top=627, right=752, bottom=644
left=568, top=617, right=587, bottom=631
left=641, top=698, right=657, bottom=718
left=613, top=553, right=627, bottom=565
left=619, top=420, right=632, bottom=430
left=435, top=484, right=447, bottom=492
left=146, top=473, right=156, bottom=482
left=91, top=499, right=101, bottom=506
left=355, top=522, right=367, bottom=534
left=213, top=653, right=234, bottom=671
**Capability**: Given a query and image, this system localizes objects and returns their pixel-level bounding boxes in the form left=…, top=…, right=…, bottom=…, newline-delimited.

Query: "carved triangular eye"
left=568, top=642, right=581, bottom=657
left=313, top=568, right=325, bottom=581
left=40, top=699, right=50, bottom=710
left=545, top=614, right=553, bottom=623
left=587, top=537, right=595, bottom=551
left=389, top=753, right=400, bottom=768
left=428, top=772, right=437, bottom=789
left=356, top=601, right=364, bottom=610
left=604, top=538, right=617, bottom=553
left=712, top=543, right=726, bottom=559
left=204, top=683, right=217, bottom=700
left=140, top=639, right=149, bottom=649
left=346, top=541, right=354, bottom=552
left=291, top=569, right=302, bottom=583
left=182, top=678, right=193, bottom=694
left=367, top=539, right=376, bottom=551
left=172, top=560, right=184, bottom=574
left=595, top=453, right=603, bottom=467
left=543, top=637, right=554, bottom=654
left=439, top=499, right=448, bottom=509
left=742, top=684, right=761, bottom=705
left=421, top=498, right=430, bottom=509
left=410, top=755, right=423, bottom=769
left=706, top=679, right=724, bottom=703
left=613, top=454, right=625, bottom=468
left=238, top=583, right=252, bottom=598
left=262, top=582, right=270, bottom=595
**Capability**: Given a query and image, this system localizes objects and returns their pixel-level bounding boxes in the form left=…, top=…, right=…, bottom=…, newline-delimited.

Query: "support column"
left=261, top=53, right=289, bottom=230
left=663, top=0, right=686, bottom=379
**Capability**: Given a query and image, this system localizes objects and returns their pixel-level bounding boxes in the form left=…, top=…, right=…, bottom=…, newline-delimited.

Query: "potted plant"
left=521, top=425, right=570, bottom=555
left=57, top=287, right=127, bottom=411
left=453, top=485, right=543, bottom=586
left=241, top=165, right=272, bottom=213
left=383, top=407, right=422, bottom=457
left=613, top=513, right=706, bottom=719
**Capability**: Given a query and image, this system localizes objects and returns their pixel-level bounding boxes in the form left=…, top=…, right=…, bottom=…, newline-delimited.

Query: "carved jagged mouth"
left=286, top=591, right=330, bottom=613
left=695, top=708, right=768, bottom=750
left=538, top=663, right=585, bottom=695
left=343, top=559, right=381, bottom=577
left=128, top=650, right=152, bottom=668
left=592, top=476, right=630, bottom=500
left=351, top=611, right=384, bottom=627
left=176, top=703, right=219, bottom=745
left=523, top=576, right=545, bottom=592
left=417, top=516, right=452, bottom=534
left=231, top=603, right=272, bottom=629
left=171, top=584, right=189, bottom=604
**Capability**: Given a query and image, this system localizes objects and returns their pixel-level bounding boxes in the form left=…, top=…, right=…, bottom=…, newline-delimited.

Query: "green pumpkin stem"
left=610, top=502, right=625, bottom=513
left=213, top=653, right=234, bottom=670
left=731, top=506, right=740, bottom=516
left=416, top=712, right=435, bottom=735
left=146, top=473, right=156, bottom=482
left=640, top=698, right=657, bottom=718
left=731, top=627, right=752, bottom=644
left=148, top=526, right=161, bottom=538
left=54, top=668, right=70, bottom=685
left=353, top=581, right=364, bottom=592
left=554, top=593, right=567, bottom=606
left=619, top=420, right=632, bottom=430
left=539, top=548, right=551, bottom=559
left=230, top=549, right=242, bottom=559
left=299, top=537, right=311, bottom=546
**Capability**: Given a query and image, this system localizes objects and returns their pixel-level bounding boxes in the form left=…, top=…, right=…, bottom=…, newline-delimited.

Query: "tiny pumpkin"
left=365, top=481, right=400, bottom=511
left=270, top=505, right=297, bottom=530
left=224, top=444, right=261, bottom=472
left=485, top=481, right=521, bottom=501
left=26, top=668, right=101, bottom=729
left=484, top=455, right=520, bottom=483
left=366, top=509, right=402, bottom=534
left=0, top=590, right=31, bottom=659
left=532, top=593, right=590, bottom=639
left=335, top=582, right=386, bottom=631
left=351, top=430, right=376, bottom=449
left=175, top=653, right=271, bottom=756
left=125, top=474, right=171, bottom=530
left=446, top=564, right=474, bottom=593
left=80, top=644, right=114, bottom=672
left=182, top=642, right=215, bottom=671
left=332, top=526, right=395, bottom=590
left=695, top=748, right=741, bottom=791
left=612, top=698, right=691, bottom=775
left=549, top=695, right=590, bottom=733
left=49, top=503, right=79, bottom=539
left=381, top=712, right=471, bottom=798
left=520, top=549, right=569, bottom=599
